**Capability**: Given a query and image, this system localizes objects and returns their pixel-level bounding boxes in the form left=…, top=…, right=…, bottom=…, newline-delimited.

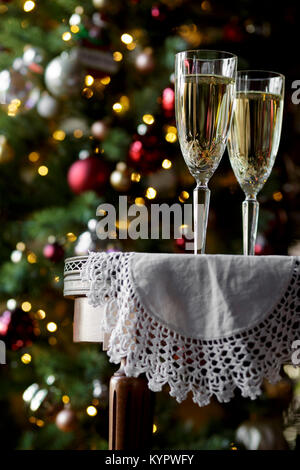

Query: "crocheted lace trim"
left=81, top=252, right=300, bottom=407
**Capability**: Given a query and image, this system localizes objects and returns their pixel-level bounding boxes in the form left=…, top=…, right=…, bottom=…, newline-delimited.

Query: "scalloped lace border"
left=81, top=252, right=300, bottom=407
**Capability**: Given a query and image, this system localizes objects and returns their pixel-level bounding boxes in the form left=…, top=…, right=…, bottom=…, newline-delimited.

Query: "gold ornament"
left=0, top=136, right=14, bottom=163
left=110, top=162, right=131, bottom=192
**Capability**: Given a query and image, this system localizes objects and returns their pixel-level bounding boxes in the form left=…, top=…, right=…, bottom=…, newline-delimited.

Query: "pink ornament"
left=67, top=156, right=110, bottom=194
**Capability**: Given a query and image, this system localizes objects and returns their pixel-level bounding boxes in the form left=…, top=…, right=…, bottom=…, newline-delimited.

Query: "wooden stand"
left=109, top=359, right=155, bottom=450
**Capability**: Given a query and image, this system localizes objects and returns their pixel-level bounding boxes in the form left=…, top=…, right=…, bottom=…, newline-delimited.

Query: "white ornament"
left=37, top=92, right=60, bottom=118
left=44, top=51, right=83, bottom=98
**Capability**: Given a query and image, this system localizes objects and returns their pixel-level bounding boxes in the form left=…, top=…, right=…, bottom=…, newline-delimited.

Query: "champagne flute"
left=227, top=71, right=284, bottom=255
left=175, top=50, right=237, bottom=254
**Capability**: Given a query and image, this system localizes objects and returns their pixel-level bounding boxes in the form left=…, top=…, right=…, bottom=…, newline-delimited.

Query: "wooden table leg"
left=109, top=358, right=155, bottom=450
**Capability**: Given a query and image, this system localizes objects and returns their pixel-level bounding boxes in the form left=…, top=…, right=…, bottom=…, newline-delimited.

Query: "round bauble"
left=91, top=120, right=109, bottom=140
left=55, top=407, right=77, bottom=432
left=0, top=135, right=14, bottom=163
left=37, top=92, right=60, bottom=118
left=0, top=307, right=36, bottom=351
left=67, top=156, right=110, bottom=195
left=43, top=242, right=64, bottom=263
left=110, top=162, right=131, bottom=192
left=0, top=68, right=40, bottom=114
left=128, top=134, right=163, bottom=173
left=44, top=51, right=84, bottom=98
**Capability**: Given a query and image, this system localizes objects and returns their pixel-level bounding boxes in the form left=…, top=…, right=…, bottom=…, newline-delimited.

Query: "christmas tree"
left=0, top=0, right=299, bottom=450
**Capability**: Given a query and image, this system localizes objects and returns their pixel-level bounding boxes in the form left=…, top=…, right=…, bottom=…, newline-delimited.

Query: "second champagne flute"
left=175, top=50, right=237, bottom=254
left=227, top=71, right=284, bottom=255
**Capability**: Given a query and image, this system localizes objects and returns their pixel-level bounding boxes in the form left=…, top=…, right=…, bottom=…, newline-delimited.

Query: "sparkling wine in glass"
left=175, top=50, right=237, bottom=254
left=227, top=71, right=284, bottom=255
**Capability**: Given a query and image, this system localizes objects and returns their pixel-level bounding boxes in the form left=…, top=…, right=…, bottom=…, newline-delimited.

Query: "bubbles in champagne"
left=227, top=91, right=283, bottom=198
left=176, top=74, right=235, bottom=185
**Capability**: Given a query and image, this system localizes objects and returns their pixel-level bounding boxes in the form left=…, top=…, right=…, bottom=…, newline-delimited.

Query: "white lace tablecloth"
left=65, top=252, right=300, bottom=407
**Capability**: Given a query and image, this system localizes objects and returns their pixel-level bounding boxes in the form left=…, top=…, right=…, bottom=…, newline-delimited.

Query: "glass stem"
left=242, top=197, right=259, bottom=255
left=193, top=184, right=210, bottom=255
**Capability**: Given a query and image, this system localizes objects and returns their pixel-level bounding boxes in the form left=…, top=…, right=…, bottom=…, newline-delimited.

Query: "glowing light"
left=143, top=114, right=155, bottom=125
left=54, top=276, right=60, bottom=283
left=146, top=187, right=157, bottom=200
left=62, top=31, right=72, bottom=42
left=273, top=191, right=283, bottom=202
left=86, top=405, right=98, bottom=417
left=16, top=242, right=26, bottom=251
left=66, top=232, right=77, bottom=242
left=137, top=123, right=147, bottom=135
left=21, top=353, right=32, bottom=364
left=113, top=51, right=123, bottom=62
left=180, top=191, right=190, bottom=200
left=62, top=395, right=70, bottom=404
left=7, top=299, right=17, bottom=310
left=47, top=322, right=57, bottom=333
left=70, top=25, right=80, bottom=33
left=11, top=250, right=22, bottom=263
left=37, top=309, right=46, bottom=319
left=127, top=42, right=136, bottom=51
left=82, top=87, right=94, bottom=99
left=135, top=197, right=145, bottom=206
left=27, top=252, right=37, bottom=264
left=153, top=424, right=158, bottom=433
left=53, top=130, right=66, bottom=141
left=131, top=172, right=141, bottom=182
left=165, top=132, right=177, bottom=143
left=7, top=99, right=21, bottom=116
left=73, top=129, right=83, bottom=138
left=121, top=33, right=133, bottom=45
left=75, top=6, right=84, bottom=14
left=69, top=13, right=81, bottom=26
left=162, top=159, right=172, bottom=169
left=23, top=1, right=35, bottom=13
left=85, top=75, right=94, bottom=86
left=100, top=76, right=111, bottom=85
left=21, top=301, right=32, bottom=312
left=28, top=151, right=40, bottom=162
left=38, top=165, right=48, bottom=176
left=36, top=419, right=45, bottom=427
left=112, top=102, right=122, bottom=113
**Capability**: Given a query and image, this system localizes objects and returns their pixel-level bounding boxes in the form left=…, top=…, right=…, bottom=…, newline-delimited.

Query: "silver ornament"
left=44, top=50, right=84, bottom=98
left=37, top=92, right=60, bottom=118
left=0, top=68, right=40, bottom=114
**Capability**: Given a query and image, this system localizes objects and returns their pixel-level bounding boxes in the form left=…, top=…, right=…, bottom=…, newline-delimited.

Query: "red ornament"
left=162, top=86, right=175, bottom=117
left=128, top=134, right=163, bottom=173
left=0, top=308, right=36, bottom=351
left=67, top=156, right=110, bottom=194
left=43, top=242, right=64, bottom=263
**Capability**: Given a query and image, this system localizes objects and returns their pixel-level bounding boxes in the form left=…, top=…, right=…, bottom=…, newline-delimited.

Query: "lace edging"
left=82, top=252, right=300, bottom=407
